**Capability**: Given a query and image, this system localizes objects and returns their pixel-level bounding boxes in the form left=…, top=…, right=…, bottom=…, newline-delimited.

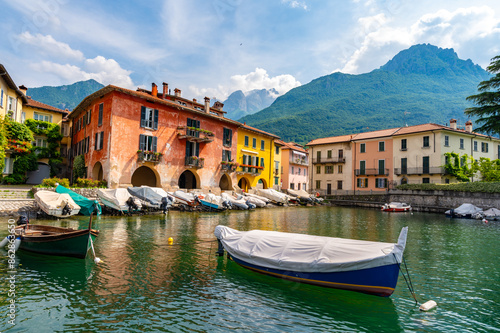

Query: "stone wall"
left=31, top=187, right=100, bottom=199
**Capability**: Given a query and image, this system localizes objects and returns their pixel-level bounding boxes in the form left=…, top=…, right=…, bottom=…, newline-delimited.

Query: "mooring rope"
left=394, top=253, right=419, bottom=305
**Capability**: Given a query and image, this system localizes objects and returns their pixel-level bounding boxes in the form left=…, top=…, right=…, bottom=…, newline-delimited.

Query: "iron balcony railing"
left=185, top=156, right=204, bottom=168
left=394, top=167, right=445, bottom=175
left=355, top=168, right=389, bottom=176
left=313, top=157, right=345, bottom=164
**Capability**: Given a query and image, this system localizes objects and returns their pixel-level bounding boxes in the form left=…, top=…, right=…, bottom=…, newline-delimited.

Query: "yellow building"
left=236, top=124, right=280, bottom=192
left=0, top=64, right=27, bottom=123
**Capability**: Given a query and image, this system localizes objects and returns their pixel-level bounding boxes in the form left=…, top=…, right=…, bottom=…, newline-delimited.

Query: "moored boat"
left=170, top=190, right=198, bottom=207
left=97, top=188, right=142, bottom=213
left=221, top=192, right=248, bottom=210
left=196, top=193, right=229, bottom=211
left=256, top=188, right=288, bottom=205
left=214, top=225, right=408, bottom=297
left=382, top=202, right=412, bottom=212
left=445, top=203, right=483, bottom=219
left=286, top=189, right=313, bottom=205
left=35, top=190, right=81, bottom=218
left=55, top=185, right=102, bottom=215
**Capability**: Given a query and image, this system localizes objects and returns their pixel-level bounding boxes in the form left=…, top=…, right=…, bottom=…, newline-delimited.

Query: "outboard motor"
left=17, top=215, right=29, bottom=226
left=222, top=201, right=232, bottom=210
left=246, top=201, right=256, bottom=209
left=126, top=197, right=139, bottom=211
left=160, top=196, right=171, bottom=214
left=61, top=203, right=71, bottom=216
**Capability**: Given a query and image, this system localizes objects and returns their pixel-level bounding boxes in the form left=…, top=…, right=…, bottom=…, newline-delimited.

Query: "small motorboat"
left=127, top=186, right=173, bottom=211
left=382, top=202, right=412, bottom=212
left=55, top=185, right=102, bottom=216
left=482, top=208, right=500, bottom=221
left=170, top=190, right=198, bottom=207
left=97, top=188, right=142, bottom=213
left=244, top=192, right=271, bottom=204
left=286, top=189, right=313, bottom=205
left=256, top=188, right=288, bottom=205
left=196, top=193, right=229, bottom=211
left=1, top=214, right=99, bottom=259
left=242, top=193, right=267, bottom=208
left=35, top=190, right=81, bottom=218
left=214, top=225, right=408, bottom=297
left=221, top=192, right=248, bottom=210
left=445, top=203, right=483, bottom=219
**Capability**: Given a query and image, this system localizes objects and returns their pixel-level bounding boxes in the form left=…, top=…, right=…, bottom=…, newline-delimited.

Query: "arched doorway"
left=219, top=174, right=232, bottom=191
left=131, top=166, right=157, bottom=187
left=238, top=177, right=249, bottom=192
left=92, top=162, right=103, bottom=180
left=179, top=170, right=197, bottom=189
left=400, top=177, right=408, bottom=185
left=256, top=178, right=267, bottom=189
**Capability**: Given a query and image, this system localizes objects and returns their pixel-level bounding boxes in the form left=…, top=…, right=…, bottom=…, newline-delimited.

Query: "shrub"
left=2, top=174, right=26, bottom=185
left=41, top=177, right=70, bottom=188
left=75, top=178, right=107, bottom=188
left=396, top=182, right=500, bottom=193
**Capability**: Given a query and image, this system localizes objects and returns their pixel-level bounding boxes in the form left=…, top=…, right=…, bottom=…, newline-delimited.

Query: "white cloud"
left=337, top=6, right=500, bottom=74
left=17, top=32, right=85, bottom=61
left=281, top=0, right=308, bottom=10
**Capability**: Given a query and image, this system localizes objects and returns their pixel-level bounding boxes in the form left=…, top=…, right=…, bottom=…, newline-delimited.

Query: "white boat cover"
left=221, top=193, right=248, bottom=209
left=384, top=202, right=411, bottom=209
left=215, top=226, right=407, bottom=273
left=171, top=190, right=196, bottom=205
left=142, top=186, right=175, bottom=205
left=245, top=192, right=271, bottom=203
left=243, top=194, right=266, bottom=207
left=203, top=193, right=225, bottom=207
left=445, top=203, right=483, bottom=216
left=286, top=189, right=312, bottom=200
left=256, top=188, right=288, bottom=204
left=483, top=208, right=500, bottom=218
left=98, top=188, right=139, bottom=211
left=35, top=190, right=80, bottom=216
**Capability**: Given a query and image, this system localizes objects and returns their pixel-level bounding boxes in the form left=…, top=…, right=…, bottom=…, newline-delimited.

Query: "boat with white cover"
left=97, top=188, right=142, bottom=212
left=35, top=190, right=80, bottom=218
left=256, top=188, right=288, bottom=205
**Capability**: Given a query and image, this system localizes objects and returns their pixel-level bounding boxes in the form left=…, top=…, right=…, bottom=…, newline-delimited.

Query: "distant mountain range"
left=239, top=44, right=491, bottom=144
left=27, top=79, right=104, bottom=111
left=223, top=88, right=277, bottom=120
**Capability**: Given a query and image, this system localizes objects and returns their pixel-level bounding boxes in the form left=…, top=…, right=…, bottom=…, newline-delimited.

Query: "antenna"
left=404, top=111, right=411, bottom=127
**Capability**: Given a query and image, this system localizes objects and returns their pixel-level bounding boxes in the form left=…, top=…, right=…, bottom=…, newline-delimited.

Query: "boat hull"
left=382, top=207, right=411, bottom=212
left=229, top=255, right=400, bottom=297
left=15, top=225, right=99, bottom=259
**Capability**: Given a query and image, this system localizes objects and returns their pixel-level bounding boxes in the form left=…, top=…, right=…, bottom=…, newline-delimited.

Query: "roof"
left=280, top=141, right=308, bottom=153
left=25, top=96, right=68, bottom=115
left=306, top=134, right=354, bottom=146
left=240, top=123, right=281, bottom=139
left=69, top=85, right=241, bottom=127
left=0, top=64, right=28, bottom=103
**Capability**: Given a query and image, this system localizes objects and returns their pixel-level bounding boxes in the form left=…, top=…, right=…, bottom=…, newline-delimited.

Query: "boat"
left=445, top=203, right=483, bottom=219
left=142, top=186, right=175, bottom=210
left=127, top=186, right=173, bottom=211
left=482, top=208, right=500, bottom=221
left=256, top=188, right=288, bottom=205
left=3, top=215, right=99, bottom=259
left=97, top=188, right=142, bottom=213
left=221, top=192, right=248, bottom=210
left=55, top=185, right=102, bottom=215
left=242, top=193, right=267, bottom=208
left=381, top=202, right=412, bottom=212
left=170, top=190, right=198, bottom=207
left=286, top=189, right=313, bottom=205
left=244, top=192, right=271, bottom=204
left=196, top=193, right=229, bottom=211
left=35, top=190, right=81, bottom=218
left=214, top=225, right=408, bottom=297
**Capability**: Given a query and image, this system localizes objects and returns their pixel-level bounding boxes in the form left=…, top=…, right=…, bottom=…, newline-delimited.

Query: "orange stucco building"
left=69, top=83, right=241, bottom=191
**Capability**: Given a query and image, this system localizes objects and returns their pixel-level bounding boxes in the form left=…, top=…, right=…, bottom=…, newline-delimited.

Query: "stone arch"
left=179, top=169, right=199, bottom=189
left=256, top=178, right=268, bottom=189
left=238, top=177, right=250, bottom=192
left=92, top=162, right=103, bottom=181
left=131, top=166, right=158, bottom=187
left=219, top=173, right=232, bottom=191
left=400, top=177, right=408, bottom=185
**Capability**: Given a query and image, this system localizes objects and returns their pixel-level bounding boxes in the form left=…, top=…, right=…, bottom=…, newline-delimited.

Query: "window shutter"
left=187, top=118, right=192, bottom=127
left=261, top=157, right=264, bottom=168
left=98, top=104, right=103, bottom=126
left=153, top=109, right=159, bottom=130
left=140, top=106, right=146, bottom=128
left=364, top=179, right=368, bottom=187
left=152, top=136, right=157, bottom=152
left=384, top=179, right=388, bottom=188
left=357, top=178, right=360, bottom=187
left=88, top=109, right=91, bottom=124
left=196, top=120, right=200, bottom=128
left=139, top=134, right=145, bottom=151
left=255, top=157, right=259, bottom=167
left=95, top=133, right=98, bottom=150
left=195, top=142, right=199, bottom=156
left=99, top=132, right=104, bottom=150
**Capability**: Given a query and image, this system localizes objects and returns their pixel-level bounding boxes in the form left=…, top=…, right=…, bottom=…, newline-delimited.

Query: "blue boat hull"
left=229, top=255, right=400, bottom=297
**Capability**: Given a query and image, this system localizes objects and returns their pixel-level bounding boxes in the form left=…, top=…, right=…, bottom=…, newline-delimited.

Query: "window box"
left=137, top=150, right=162, bottom=163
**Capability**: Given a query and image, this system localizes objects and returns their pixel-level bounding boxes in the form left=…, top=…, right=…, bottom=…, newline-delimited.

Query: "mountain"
left=239, top=44, right=491, bottom=144
left=223, top=88, right=277, bottom=120
left=27, top=79, right=104, bottom=111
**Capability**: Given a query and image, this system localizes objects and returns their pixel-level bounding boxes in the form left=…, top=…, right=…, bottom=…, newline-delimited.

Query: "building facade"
left=279, top=141, right=309, bottom=191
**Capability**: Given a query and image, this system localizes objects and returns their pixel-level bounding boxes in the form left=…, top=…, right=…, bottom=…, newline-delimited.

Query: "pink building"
left=279, top=141, right=309, bottom=191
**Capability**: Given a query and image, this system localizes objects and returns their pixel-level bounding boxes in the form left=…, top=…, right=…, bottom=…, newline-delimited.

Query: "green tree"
left=443, top=152, right=479, bottom=182
left=465, top=55, right=500, bottom=135
left=73, top=155, right=86, bottom=183
left=477, top=157, right=500, bottom=181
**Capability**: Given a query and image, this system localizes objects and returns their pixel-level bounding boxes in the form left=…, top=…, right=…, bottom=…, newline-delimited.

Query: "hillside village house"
left=69, top=83, right=281, bottom=192
left=236, top=124, right=280, bottom=192
left=307, top=121, right=500, bottom=194
left=0, top=64, right=27, bottom=124
left=278, top=141, right=309, bottom=191
left=272, top=140, right=284, bottom=190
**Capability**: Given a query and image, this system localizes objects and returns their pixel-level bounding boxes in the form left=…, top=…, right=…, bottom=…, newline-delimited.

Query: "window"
left=379, top=141, right=385, bottom=152
left=316, top=165, right=321, bottom=174
left=303, top=183, right=307, bottom=191
left=423, top=136, right=430, bottom=148
left=82, top=114, right=87, bottom=127
left=87, top=109, right=91, bottom=125
left=460, top=138, right=464, bottom=150
left=423, top=156, right=429, bottom=174
left=460, top=156, right=466, bottom=167
left=95, top=132, right=104, bottom=150
left=401, top=158, right=407, bottom=174
left=244, top=136, right=249, bottom=146
left=34, top=137, right=48, bottom=148
left=444, top=135, right=449, bottom=147
left=252, top=138, right=256, bottom=149
left=325, top=166, right=333, bottom=174
left=359, top=160, right=366, bottom=175
left=297, top=183, right=301, bottom=190
left=98, top=103, right=104, bottom=126
left=223, top=128, right=232, bottom=147
left=274, top=177, right=279, bottom=185
left=401, top=139, right=407, bottom=151
left=378, top=160, right=385, bottom=175
left=337, top=181, right=343, bottom=190
left=422, top=178, right=430, bottom=184
left=3, top=157, right=13, bottom=174
left=290, top=183, right=295, bottom=190
left=275, top=145, right=279, bottom=154
left=482, top=142, right=489, bottom=153
left=261, top=140, right=265, bottom=150
left=315, top=180, right=321, bottom=190
left=327, top=183, right=332, bottom=195
left=376, top=178, right=387, bottom=188
left=304, top=169, right=307, bottom=176
left=260, top=157, right=264, bottom=168
left=34, top=112, right=52, bottom=123
left=140, top=106, right=159, bottom=130
left=291, top=166, right=294, bottom=174
left=316, top=151, right=321, bottom=162
left=8, top=96, right=16, bottom=112
left=338, top=149, right=344, bottom=158
left=0, top=89, right=3, bottom=107
left=338, top=165, right=343, bottom=173
left=360, top=143, right=365, bottom=153
left=357, top=178, right=368, bottom=188
left=474, top=141, right=478, bottom=152
left=222, top=150, right=231, bottom=162
left=139, top=134, right=157, bottom=152
left=21, top=112, right=25, bottom=123
left=327, top=150, right=332, bottom=158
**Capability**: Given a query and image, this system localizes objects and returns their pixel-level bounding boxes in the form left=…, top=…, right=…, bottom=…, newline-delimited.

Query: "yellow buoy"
left=168, top=237, right=174, bottom=245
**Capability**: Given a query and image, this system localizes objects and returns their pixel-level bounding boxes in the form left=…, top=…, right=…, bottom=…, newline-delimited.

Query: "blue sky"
left=1, top=0, right=500, bottom=101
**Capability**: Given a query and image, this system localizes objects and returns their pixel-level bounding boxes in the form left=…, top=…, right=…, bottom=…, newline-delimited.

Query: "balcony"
left=394, top=167, right=445, bottom=175
left=238, top=164, right=263, bottom=176
left=290, top=157, right=309, bottom=166
left=137, top=151, right=162, bottom=163
left=177, top=126, right=214, bottom=143
left=355, top=168, right=389, bottom=176
left=221, top=161, right=238, bottom=173
left=312, top=157, right=345, bottom=164
left=185, top=155, right=204, bottom=168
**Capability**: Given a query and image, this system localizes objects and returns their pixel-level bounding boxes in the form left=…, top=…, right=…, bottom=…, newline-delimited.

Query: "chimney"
left=204, top=97, right=210, bottom=113
left=152, top=83, right=158, bottom=97
left=174, top=88, right=181, bottom=97
left=450, top=119, right=457, bottom=130
left=465, top=120, right=473, bottom=133
left=19, top=85, right=27, bottom=95
left=162, top=82, right=168, bottom=98
left=193, top=98, right=197, bottom=103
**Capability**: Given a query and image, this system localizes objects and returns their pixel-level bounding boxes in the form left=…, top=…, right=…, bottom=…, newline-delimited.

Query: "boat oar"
left=87, top=212, right=102, bottom=264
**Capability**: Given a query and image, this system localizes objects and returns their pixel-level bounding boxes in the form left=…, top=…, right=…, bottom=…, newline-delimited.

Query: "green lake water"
left=0, top=206, right=499, bottom=332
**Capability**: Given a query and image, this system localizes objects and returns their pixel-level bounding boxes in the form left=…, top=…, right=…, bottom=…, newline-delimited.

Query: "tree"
left=465, top=55, right=500, bottom=135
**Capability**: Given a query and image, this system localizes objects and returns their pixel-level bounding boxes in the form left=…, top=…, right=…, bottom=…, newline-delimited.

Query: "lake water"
left=1, top=206, right=499, bottom=332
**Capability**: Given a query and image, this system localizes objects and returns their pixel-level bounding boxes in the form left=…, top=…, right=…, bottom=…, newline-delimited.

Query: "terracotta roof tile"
left=26, top=97, right=68, bottom=114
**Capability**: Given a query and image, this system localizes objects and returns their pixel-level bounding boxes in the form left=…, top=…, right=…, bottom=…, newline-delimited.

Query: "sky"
left=1, top=0, right=500, bottom=102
